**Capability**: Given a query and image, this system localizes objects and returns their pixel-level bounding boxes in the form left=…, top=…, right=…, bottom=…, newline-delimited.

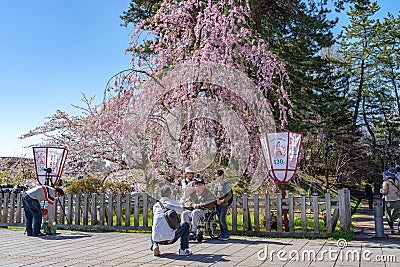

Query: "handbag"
left=158, top=201, right=181, bottom=230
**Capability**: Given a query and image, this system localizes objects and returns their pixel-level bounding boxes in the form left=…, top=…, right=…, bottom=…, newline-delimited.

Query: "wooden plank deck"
left=0, top=200, right=398, bottom=266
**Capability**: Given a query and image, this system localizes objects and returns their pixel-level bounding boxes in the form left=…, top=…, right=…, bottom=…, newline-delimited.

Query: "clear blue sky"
left=0, top=1, right=398, bottom=158
left=0, top=1, right=132, bottom=157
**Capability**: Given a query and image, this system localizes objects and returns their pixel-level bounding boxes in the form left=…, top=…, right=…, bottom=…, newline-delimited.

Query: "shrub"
left=65, top=176, right=102, bottom=194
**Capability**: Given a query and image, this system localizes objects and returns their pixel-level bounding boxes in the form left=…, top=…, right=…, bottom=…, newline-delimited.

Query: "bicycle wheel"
left=206, top=211, right=221, bottom=239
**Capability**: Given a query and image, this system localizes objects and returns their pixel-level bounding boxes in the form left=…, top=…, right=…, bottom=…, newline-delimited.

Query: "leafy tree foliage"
left=338, top=0, right=400, bottom=175
left=65, top=176, right=103, bottom=194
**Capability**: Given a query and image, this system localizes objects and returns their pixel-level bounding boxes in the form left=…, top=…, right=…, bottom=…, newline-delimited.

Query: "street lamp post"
left=259, top=131, right=303, bottom=231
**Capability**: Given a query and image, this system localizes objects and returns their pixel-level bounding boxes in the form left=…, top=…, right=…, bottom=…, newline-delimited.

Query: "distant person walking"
left=380, top=167, right=400, bottom=234
left=364, top=180, right=373, bottom=210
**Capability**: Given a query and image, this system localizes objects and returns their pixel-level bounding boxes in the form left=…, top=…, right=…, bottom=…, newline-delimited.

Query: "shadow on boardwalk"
left=0, top=206, right=399, bottom=267
left=353, top=200, right=400, bottom=242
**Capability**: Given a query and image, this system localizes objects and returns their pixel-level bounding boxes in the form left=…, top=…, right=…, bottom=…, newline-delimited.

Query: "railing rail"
left=0, top=188, right=351, bottom=237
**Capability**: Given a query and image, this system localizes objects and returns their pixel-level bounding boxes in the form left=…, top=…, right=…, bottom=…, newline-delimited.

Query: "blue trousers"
left=151, top=222, right=190, bottom=250
left=22, top=193, right=42, bottom=236
left=217, top=205, right=229, bottom=237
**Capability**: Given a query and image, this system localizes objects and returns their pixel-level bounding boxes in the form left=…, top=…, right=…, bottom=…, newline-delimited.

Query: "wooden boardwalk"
left=0, top=203, right=398, bottom=267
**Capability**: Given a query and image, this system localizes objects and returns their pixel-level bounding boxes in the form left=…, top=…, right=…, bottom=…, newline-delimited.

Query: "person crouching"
left=151, top=185, right=192, bottom=256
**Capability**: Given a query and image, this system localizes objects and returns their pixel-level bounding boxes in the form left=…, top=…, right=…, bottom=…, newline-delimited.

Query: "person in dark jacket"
left=182, top=178, right=216, bottom=239
left=22, top=185, right=64, bottom=236
left=364, top=180, right=374, bottom=210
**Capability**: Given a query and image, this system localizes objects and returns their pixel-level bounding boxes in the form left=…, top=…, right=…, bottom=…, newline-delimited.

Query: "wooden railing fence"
left=0, top=188, right=351, bottom=237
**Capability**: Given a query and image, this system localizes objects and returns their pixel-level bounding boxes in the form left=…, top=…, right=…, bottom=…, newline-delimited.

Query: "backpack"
left=388, top=179, right=400, bottom=197
left=158, top=201, right=181, bottom=230
left=216, top=181, right=233, bottom=206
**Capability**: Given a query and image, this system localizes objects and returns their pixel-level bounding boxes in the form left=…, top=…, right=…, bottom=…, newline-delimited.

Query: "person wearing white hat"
left=180, top=166, right=196, bottom=204
left=182, top=166, right=195, bottom=186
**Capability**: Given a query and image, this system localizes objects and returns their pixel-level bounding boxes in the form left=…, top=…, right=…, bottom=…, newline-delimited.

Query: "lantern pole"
left=280, top=183, right=289, bottom=231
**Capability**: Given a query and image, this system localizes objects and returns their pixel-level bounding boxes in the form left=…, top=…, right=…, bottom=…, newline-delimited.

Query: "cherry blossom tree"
left=0, top=157, right=36, bottom=188
left=22, top=0, right=292, bottom=193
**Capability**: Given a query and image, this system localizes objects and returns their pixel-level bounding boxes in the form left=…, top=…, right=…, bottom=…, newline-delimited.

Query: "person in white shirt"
left=151, top=185, right=192, bottom=256
left=180, top=166, right=196, bottom=203
left=181, top=166, right=195, bottom=188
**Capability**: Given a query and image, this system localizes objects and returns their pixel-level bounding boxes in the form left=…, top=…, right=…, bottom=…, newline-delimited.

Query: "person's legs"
left=174, top=222, right=190, bottom=250
left=191, top=209, right=205, bottom=233
left=217, top=205, right=228, bottom=238
left=31, top=200, right=42, bottom=236
left=182, top=210, right=192, bottom=225
left=368, top=196, right=373, bottom=210
left=388, top=220, right=394, bottom=233
left=22, top=194, right=33, bottom=235
left=150, top=236, right=160, bottom=256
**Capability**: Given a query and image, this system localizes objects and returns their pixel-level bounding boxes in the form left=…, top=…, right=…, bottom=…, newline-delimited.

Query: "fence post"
left=288, top=193, right=294, bottom=233
left=231, top=194, right=237, bottom=233
left=107, top=193, right=113, bottom=226
left=116, top=193, right=122, bottom=226
left=125, top=193, right=131, bottom=227
left=143, top=193, right=148, bottom=228
left=59, top=195, right=65, bottom=224
left=2, top=193, right=9, bottom=223
left=83, top=194, right=89, bottom=225
left=99, top=193, right=105, bottom=226
left=265, top=192, right=271, bottom=232
left=68, top=193, right=74, bottom=225
left=134, top=193, right=139, bottom=227
left=75, top=194, right=81, bottom=225
left=0, top=194, right=3, bottom=223
left=338, top=188, right=351, bottom=232
left=9, top=193, right=16, bottom=223
left=313, top=193, right=319, bottom=232
left=300, top=193, right=306, bottom=232
left=16, top=193, right=22, bottom=223
left=325, top=192, right=332, bottom=233
left=91, top=193, right=97, bottom=225
left=374, top=199, right=384, bottom=238
left=243, top=193, right=249, bottom=231
left=254, top=194, right=259, bottom=232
